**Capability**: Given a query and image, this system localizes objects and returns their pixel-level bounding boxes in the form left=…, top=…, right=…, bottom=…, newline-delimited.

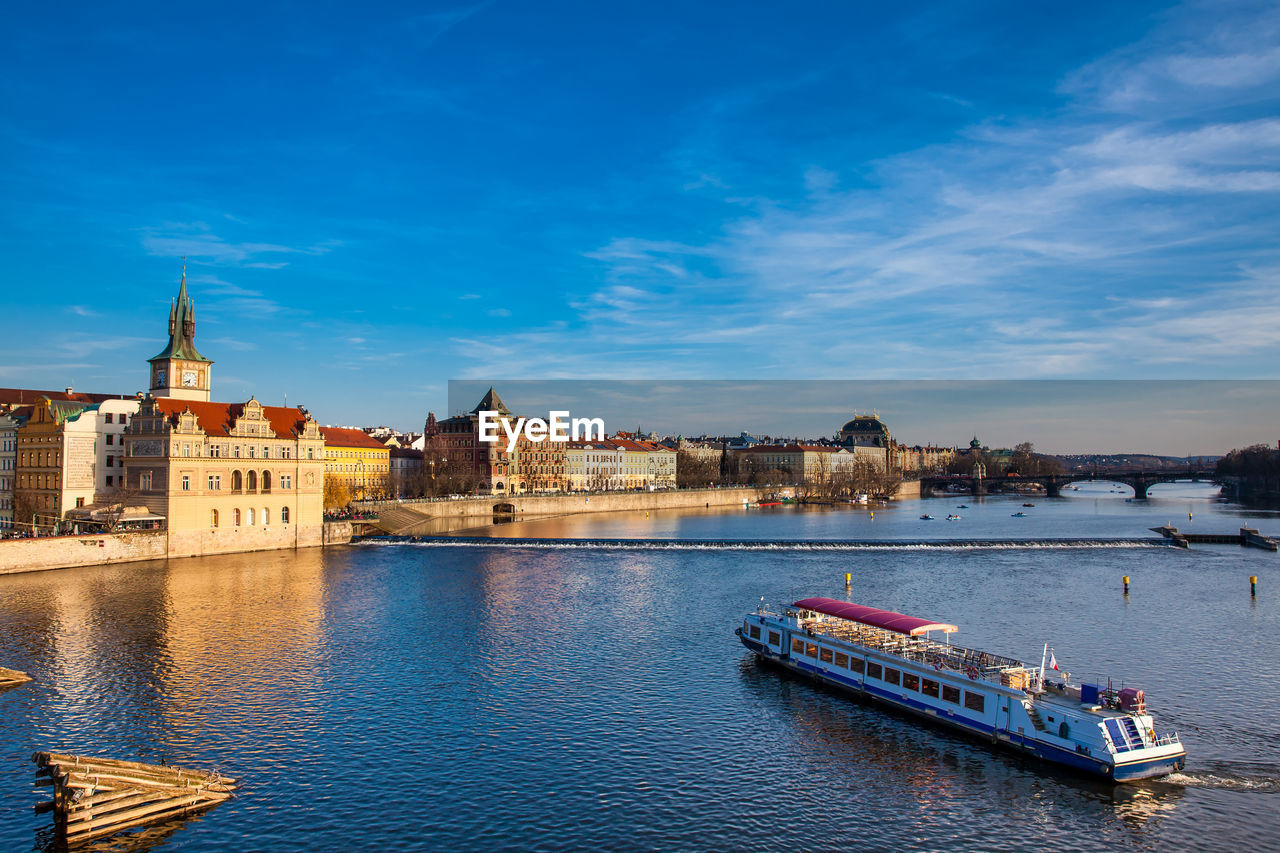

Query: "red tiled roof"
left=319, top=426, right=389, bottom=449
left=0, top=387, right=130, bottom=407
left=154, top=398, right=311, bottom=440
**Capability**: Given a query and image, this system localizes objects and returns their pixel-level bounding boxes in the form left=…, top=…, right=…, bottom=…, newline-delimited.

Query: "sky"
left=3, top=1, right=1279, bottom=449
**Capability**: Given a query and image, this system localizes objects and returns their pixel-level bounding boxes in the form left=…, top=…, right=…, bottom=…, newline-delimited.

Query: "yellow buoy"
left=1123, top=575, right=1130, bottom=594
left=1252, top=575, right=1258, bottom=597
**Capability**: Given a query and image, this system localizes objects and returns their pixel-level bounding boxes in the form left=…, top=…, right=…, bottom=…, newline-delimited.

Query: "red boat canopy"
left=793, top=597, right=958, bottom=636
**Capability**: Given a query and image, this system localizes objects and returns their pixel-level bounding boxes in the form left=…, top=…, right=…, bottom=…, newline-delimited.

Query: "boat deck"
left=799, top=615, right=1022, bottom=678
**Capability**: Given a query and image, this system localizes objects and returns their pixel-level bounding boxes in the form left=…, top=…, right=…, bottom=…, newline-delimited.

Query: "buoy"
left=1123, top=575, right=1130, bottom=595
left=869, top=512, right=874, bottom=520
left=845, top=572, right=852, bottom=589
left=1251, top=575, right=1258, bottom=597
left=1188, top=511, right=1193, bottom=520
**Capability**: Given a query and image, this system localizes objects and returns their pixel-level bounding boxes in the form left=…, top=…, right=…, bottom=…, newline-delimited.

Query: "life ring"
left=966, top=665, right=979, bottom=680
left=933, top=657, right=944, bottom=671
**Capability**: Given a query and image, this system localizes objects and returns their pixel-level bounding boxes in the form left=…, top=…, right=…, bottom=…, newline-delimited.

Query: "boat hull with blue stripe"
left=738, top=597, right=1185, bottom=783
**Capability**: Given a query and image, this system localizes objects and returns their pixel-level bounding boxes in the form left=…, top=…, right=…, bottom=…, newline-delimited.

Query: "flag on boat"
left=1049, top=651, right=1059, bottom=671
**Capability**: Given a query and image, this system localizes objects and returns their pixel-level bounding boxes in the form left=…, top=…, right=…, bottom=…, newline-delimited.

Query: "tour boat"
left=736, top=597, right=1186, bottom=782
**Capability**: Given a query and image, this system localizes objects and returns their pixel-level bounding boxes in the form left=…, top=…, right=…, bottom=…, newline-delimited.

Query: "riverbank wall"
left=0, top=521, right=353, bottom=575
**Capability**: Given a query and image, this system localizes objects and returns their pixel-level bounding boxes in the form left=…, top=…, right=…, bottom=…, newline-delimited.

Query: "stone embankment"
left=368, top=487, right=769, bottom=534
left=0, top=521, right=353, bottom=576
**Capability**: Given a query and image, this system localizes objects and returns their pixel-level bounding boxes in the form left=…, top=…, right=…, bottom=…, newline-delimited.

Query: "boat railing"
left=800, top=616, right=1023, bottom=677
left=1152, top=732, right=1181, bottom=747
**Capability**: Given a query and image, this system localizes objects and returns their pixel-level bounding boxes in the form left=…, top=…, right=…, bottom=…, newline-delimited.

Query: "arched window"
left=234, top=508, right=242, bottom=527
left=262, top=470, right=272, bottom=493
left=210, top=509, right=219, bottom=528
left=247, top=470, right=258, bottom=492
left=247, top=508, right=255, bottom=525
left=262, top=507, right=270, bottom=525
left=232, top=470, right=243, bottom=492
left=281, top=506, right=290, bottom=524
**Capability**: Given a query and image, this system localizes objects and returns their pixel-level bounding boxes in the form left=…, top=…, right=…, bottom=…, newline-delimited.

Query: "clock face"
left=155, top=369, right=166, bottom=386
left=182, top=370, right=198, bottom=387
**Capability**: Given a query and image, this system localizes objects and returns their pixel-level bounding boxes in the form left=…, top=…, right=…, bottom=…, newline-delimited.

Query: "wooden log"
left=66, top=793, right=208, bottom=841
left=66, top=787, right=231, bottom=825
left=49, top=766, right=236, bottom=793
left=38, top=752, right=237, bottom=786
left=0, top=666, right=32, bottom=685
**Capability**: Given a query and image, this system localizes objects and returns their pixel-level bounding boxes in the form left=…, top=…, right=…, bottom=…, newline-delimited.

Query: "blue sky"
left=3, top=1, right=1279, bottom=444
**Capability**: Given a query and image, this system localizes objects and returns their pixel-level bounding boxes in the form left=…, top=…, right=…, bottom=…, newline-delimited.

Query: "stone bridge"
left=919, top=469, right=1218, bottom=499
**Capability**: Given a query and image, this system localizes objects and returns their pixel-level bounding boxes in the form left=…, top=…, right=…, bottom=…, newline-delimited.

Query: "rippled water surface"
left=1, top=485, right=1277, bottom=851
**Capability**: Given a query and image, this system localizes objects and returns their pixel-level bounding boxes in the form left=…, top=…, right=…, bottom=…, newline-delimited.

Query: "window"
left=792, top=638, right=804, bottom=654
left=282, top=447, right=291, bottom=459
left=942, top=685, right=961, bottom=704
left=885, top=667, right=900, bottom=686
left=805, top=643, right=818, bottom=658
left=208, top=474, right=221, bottom=490
left=749, top=625, right=761, bottom=640
left=232, top=470, right=243, bottom=492
left=247, top=470, right=257, bottom=492
left=233, top=446, right=241, bottom=458
left=105, top=413, right=113, bottom=424
left=903, top=673, right=920, bottom=691
left=834, top=652, right=849, bottom=668
left=105, top=476, right=113, bottom=486
left=850, top=657, right=864, bottom=673
left=234, top=509, right=241, bottom=526
left=281, top=475, right=291, bottom=489
left=211, top=445, right=222, bottom=458
left=105, top=456, right=114, bottom=467
left=281, top=506, right=290, bottom=523
left=248, top=446, right=256, bottom=459
left=119, top=415, right=127, bottom=425
left=262, top=471, right=271, bottom=492
left=247, top=508, right=255, bottom=525
left=768, top=631, right=780, bottom=647
left=819, top=647, right=833, bottom=663
left=307, top=447, right=314, bottom=459
left=262, top=446, right=270, bottom=458
left=106, top=434, right=114, bottom=445
left=262, top=507, right=269, bottom=525
left=964, top=692, right=985, bottom=713
left=210, top=509, right=219, bottom=528
left=181, top=475, right=190, bottom=491
left=140, top=471, right=152, bottom=490
left=183, top=444, right=191, bottom=457
left=921, top=678, right=940, bottom=697
left=76, top=497, right=85, bottom=507
left=867, top=662, right=882, bottom=680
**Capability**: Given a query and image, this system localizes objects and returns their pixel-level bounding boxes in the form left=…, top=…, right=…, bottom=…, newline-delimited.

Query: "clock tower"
left=148, top=266, right=213, bottom=401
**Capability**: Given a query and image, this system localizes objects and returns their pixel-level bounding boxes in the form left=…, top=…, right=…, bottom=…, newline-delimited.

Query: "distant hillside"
left=1050, top=454, right=1220, bottom=472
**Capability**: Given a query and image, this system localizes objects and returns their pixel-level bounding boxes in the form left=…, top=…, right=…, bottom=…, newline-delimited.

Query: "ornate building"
left=426, top=388, right=568, bottom=494
left=319, top=427, right=390, bottom=502
left=123, top=274, right=326, bottom=556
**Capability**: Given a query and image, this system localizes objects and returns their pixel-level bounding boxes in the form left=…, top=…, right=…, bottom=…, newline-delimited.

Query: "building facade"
left=0, top=409, right=29, bottom=531
left=426, top=388, right=569, bottom=495
left=121, top=274, right=326, bottom=556
left=320, top=427, right=391, bottom=501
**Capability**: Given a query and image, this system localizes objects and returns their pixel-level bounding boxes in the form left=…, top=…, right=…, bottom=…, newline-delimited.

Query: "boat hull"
left=737, top=629, right=1183, bottom=783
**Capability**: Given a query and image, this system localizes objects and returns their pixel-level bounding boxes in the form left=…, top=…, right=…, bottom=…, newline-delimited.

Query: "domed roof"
left=841, top=415, right=888, bottom=435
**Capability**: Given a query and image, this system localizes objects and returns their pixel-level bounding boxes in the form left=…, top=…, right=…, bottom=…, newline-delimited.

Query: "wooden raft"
left=33, top=752, right=237, bottom=845
left=0, top=666, right=32, bottom=687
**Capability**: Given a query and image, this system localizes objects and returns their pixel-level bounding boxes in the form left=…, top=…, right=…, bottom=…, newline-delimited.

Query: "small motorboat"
left=1011, top=512, right=1027, bottom=517
left=1022, top=503, right=1036, bottom=507
left=920, top=514, right=935, bottom=520
left=957, top=504, right=969, bottom=509
left=946, top=514, right=961, bottom=520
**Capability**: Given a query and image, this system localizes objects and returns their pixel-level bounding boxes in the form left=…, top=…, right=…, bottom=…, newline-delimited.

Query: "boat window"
left=867, top=662, right=882, bottom=679
left=792, top=638, right=805, bottom=654
left=805, top=643, right=818, bottom=658
left=850, top=658, right=864, bottom=673
left=834, top=652, right=849, bottom=667
left=964, top=692, right=985, bottom=713
left=744, top=621, right=750, bottom=635
left=820, top=648, right=833, bottom=663
left=749, top=625, right=761, bottom=640
left=903, top=673, right=920, bottom=691
left=769, top=631, right=780, bottom=647
left=921, top=678, right=939, bottom=698
left=942, top=685, right=961, bottom=704
left=884, top=668, right=900, bottom=686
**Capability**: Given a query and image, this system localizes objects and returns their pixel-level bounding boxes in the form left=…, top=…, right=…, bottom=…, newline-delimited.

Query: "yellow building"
left=320, top=427, right=390, bottom=502
left=122, top=273, right=326, bottom=556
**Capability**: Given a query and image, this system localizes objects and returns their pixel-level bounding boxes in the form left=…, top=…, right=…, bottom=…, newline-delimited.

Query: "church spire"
left=149, top=261, right=212, bottom=365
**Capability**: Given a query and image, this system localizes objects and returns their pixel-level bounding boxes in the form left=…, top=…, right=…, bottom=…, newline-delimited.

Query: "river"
left=1, top=482, right=1277, bottom=851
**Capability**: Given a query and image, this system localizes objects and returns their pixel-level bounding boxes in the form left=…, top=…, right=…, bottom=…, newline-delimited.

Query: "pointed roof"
left=469, top=387, right=511, bottom=415
left=150, top=266, right=212, bottom=364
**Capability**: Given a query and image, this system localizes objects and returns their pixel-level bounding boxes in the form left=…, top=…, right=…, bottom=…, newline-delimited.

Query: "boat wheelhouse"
left=737, top=596, right=1185, bottom=782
